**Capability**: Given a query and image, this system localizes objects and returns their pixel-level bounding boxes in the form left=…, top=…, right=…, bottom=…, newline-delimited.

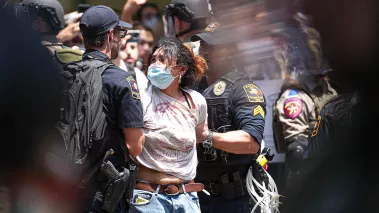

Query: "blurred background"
left=59, top=0, right=169, bottom=13
left=1, top=0, right=376, bottom=212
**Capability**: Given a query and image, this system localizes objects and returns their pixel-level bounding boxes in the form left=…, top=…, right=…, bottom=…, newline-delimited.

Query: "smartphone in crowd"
left=127, top=30, right=140, bottom=43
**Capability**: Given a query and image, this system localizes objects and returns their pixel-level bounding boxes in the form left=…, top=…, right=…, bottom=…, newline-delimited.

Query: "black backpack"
left=56, top=55, right=111, bottom=173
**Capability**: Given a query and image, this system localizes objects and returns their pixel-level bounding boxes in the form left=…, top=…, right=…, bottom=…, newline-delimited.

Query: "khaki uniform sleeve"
left=276, top=89, right=316, bottom=140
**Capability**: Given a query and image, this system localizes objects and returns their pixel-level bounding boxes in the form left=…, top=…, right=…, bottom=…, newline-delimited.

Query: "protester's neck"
left=161, top=84, right=181, bottom=99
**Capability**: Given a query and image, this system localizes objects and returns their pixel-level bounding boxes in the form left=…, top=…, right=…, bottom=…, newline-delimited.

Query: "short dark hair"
left=150, top=38, right=207, bottom=88
left=83, top=33, right=106, bottom=49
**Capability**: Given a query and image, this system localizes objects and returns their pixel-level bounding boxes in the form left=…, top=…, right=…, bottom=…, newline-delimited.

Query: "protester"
left=128, top=38, right=208, bottom=213
left=133, top=23, right=156, bottom=72
left=121, top=0, right=163, bottom=38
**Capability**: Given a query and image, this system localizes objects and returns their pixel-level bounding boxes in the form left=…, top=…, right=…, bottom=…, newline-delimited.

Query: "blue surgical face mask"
left=147, top=64, right=178, bottom=90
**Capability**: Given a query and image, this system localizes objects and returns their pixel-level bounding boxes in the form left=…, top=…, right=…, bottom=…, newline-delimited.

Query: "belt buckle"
left=163, top=184, right=181, bottom=196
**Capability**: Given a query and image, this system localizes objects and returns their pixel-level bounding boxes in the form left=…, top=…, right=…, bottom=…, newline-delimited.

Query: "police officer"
left=16, top=0, right=82, bottom=64
left=191, top=22, right=266, bottom=213
left=271, top=12, right=337, bottom=190
left=163, top=0, right=211, bottom=42
left=79, top=5, right=145, bottom=212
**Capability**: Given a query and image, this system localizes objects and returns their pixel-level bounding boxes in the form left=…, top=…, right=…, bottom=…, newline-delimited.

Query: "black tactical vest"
left=198, top=71, right=254, bottom=167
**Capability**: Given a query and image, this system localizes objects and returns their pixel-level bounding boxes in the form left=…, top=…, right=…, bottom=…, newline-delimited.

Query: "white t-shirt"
left=137, top=85, right=207, bottom=180
left=134, top=68, right=149, bottom=92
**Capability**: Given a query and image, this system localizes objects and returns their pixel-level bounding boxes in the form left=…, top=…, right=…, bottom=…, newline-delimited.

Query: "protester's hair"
left=134, top=3, right=160, bottom=21
left=150, top=38, right=207, bottom=87
left=83, top=33, right=107, bottom=49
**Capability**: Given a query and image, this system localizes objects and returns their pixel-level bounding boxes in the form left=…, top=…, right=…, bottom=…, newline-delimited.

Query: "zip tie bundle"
left=246, top=167, right=281, bottom=213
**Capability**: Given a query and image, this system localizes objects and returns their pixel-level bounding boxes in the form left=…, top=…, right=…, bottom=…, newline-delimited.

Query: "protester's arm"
left=56, top=13, right=82, bottom=43
left=121, top=0, right=148, bottom=23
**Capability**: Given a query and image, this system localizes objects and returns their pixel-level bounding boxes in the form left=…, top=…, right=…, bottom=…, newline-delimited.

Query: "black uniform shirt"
left=229, top=79, right=266, bottom=144
left=84, top=50, right=144, bottom=161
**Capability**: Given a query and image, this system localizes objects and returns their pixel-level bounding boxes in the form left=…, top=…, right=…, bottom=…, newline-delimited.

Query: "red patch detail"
left=284, top=98, right=303, bottom=118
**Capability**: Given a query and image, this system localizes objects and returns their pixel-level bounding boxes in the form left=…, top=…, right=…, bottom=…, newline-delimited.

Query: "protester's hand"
left=128, top=0, right=148, bottom=6
left=57, top=13, right=83, bottom=43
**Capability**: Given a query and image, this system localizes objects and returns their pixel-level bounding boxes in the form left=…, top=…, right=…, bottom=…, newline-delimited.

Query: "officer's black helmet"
left=20, top=0, right=65, bottom=32
left=164, top=0, right=211, bottom=22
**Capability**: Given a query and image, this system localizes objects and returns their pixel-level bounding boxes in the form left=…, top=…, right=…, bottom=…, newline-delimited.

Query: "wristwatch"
left=202, top=131, right=213, bottom=149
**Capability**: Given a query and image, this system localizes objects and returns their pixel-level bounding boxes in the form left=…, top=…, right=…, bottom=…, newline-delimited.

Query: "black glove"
left=286, top=136, right=308, bottom=170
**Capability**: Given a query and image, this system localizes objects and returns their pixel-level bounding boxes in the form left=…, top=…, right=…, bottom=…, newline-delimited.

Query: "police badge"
left=213, top=81, right=226, bottom=96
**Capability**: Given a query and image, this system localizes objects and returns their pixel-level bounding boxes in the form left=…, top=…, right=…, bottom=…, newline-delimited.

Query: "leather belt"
left=136, top=180, right=204, bottom=196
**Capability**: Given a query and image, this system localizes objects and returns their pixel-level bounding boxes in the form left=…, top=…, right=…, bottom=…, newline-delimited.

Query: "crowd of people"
left=0, top=0, right=376, bottom=213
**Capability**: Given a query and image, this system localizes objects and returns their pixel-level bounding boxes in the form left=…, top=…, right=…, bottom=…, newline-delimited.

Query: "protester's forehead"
left=152, top=48, right=177, bottom=65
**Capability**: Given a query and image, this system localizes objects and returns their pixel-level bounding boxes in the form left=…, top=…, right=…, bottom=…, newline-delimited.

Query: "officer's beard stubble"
left=110, top=39, right=120, bottom=60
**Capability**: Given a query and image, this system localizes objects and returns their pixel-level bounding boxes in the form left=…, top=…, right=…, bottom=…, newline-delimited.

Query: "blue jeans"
left=129, top=189, right=201, bottom=213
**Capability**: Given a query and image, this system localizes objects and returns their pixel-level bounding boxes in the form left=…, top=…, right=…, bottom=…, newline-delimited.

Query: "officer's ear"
left=108, top=29, right=115, bottom=42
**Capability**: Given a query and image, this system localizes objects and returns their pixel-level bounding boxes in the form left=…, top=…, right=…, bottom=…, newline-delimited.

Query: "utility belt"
left=202, top=170, right=246, bottom=200
left=79, top=149, right=137, bottom=213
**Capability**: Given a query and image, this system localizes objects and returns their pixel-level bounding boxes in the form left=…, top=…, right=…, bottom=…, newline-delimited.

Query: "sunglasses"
left=114, top=27, right=127, bottom=38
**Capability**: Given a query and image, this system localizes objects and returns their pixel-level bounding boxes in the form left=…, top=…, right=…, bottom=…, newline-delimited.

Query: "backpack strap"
left=80, top=55, right=113, bottom=75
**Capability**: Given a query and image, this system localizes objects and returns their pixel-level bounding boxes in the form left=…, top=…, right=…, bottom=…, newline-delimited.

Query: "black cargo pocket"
left=56, top=121, right=70, bottom=150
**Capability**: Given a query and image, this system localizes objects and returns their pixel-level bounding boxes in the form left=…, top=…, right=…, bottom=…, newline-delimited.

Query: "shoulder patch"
left=126, top=76, right=140, bottom=100
left=213, top=81, right=226, bottom=96
left=204, top=22, right=220, bottom=32
left=311, top=115, right=322, bottom=137
left=243, top=84, right=264, bottom=103
left=253, top=105, right=265, bottom=118
left=284, top=98, right=303, bottom=118
left=288, top=89, right=298, bottom=96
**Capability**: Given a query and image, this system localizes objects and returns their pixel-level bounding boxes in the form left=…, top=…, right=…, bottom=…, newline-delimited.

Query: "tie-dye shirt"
left=137, top=85, right=207, bottom=180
